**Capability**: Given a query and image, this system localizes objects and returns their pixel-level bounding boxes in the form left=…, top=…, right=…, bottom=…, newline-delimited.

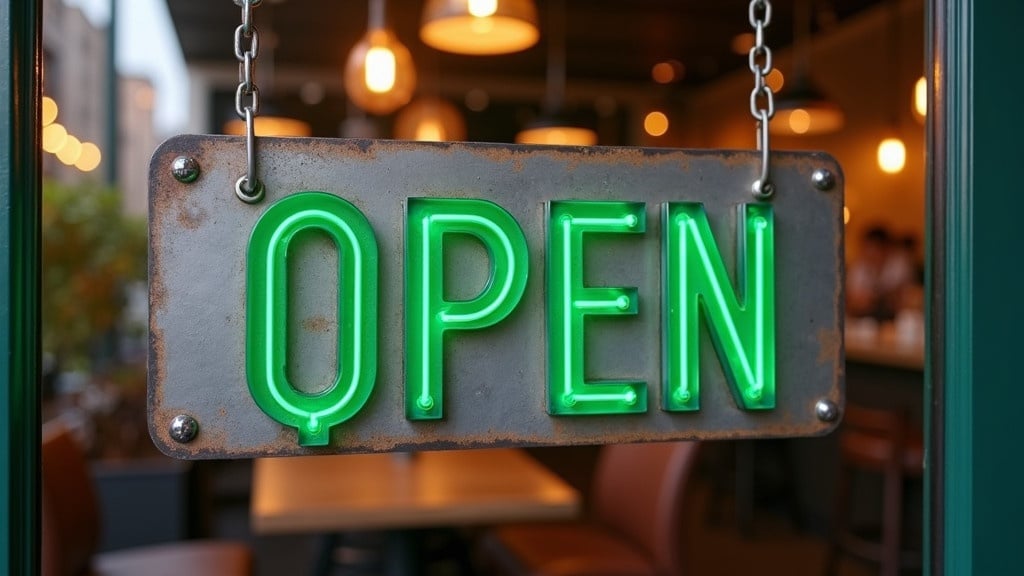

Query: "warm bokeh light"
left=55, top=135, right=82, bottom=166
left=42, top=123, right=67, bottom=153
left=843, top=206, right=850, bottom=225
left=395, top=97, right=467, bottom=142
left=651, top=60, right=684, bottom=85
left=914, top=76, right=927, bottom=120
left=731, top=32, right=754, bottom=55
left=765, top=69, right=784, bottom=92
left=365, top=46, right=397, bottom=93
left=770, top=104, right=844, bottom=136
left=42, top=96, right=58, bottom=127
left=75, top=142, right=102, bottom=172
left=515, top=125, right=597, bottom=146
left=644, top=111, right=669, bottom=137
left=420, top=0, right=539, bottom=55
left=787, top=109, right=811, bottom=135
left=468, top=0, right=498, bottom=17
left=877, top=137, right=906, bottom=174
left=344, top=29, right=416, bottom=115
left=223, top=115, right=312, bottom=137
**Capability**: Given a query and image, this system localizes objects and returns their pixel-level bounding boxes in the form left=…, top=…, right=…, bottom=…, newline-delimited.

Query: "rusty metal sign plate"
left=149, top=135, right=844, bottom=459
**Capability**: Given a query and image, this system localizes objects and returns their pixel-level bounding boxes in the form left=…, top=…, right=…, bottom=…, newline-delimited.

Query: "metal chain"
left=748, top=0, right=775, bottom=199
left=233, top=0, right=264, bottom=203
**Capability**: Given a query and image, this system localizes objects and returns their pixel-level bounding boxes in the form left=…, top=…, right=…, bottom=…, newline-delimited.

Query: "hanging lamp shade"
left=223, top=114, right=312, bottom=137
left=420, top=0, right=540, bottom=55
left=345, top=0, right=417, bottom=115
left=395, top=97, right=467, bottom=141
left=769, top=78, right=844, bottom=136
left=515, top=114, right=597, bottom=146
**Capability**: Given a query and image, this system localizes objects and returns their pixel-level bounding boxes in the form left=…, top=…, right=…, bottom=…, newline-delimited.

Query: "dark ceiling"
left=168, top=0, right=885, bottom=89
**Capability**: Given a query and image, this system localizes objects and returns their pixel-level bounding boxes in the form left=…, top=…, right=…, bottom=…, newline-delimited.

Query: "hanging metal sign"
left=148, top=135, right=844, bottom=459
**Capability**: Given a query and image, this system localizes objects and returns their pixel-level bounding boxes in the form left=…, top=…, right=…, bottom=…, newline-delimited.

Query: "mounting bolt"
left=815, top=399, right=840, bottom=423
left=171, top=156, right=201, bottom=184
left=169, top=414, right=199, bottom=444
left=811, top=168, right=835, bottom=191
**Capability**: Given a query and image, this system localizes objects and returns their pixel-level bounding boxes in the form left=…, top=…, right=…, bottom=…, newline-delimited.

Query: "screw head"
left=169, top=414, right=199, bottom=444
left=171, top=156, right=200, bottom=184
left=811, top=168, right=835, bottom=191
left=815, top=399, right=840, bottom=423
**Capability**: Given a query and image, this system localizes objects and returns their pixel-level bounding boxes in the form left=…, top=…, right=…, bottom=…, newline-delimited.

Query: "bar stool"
left=824, top=404, right=923, bottom=576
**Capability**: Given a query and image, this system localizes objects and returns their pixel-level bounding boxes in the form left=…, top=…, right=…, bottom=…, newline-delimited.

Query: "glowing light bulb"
left=914, top=76, right=927, bottom=119
left=788, top=109, right=811, bottom=135
left=469, top=0, right=498, bottom=17
left=644, top=111, right=669, bottom=137
left=56, top=135, right=82, bottom=165
left=877, top=137, right=906, bottom=174
left=344, top=28, right=416, bottom=115
left=75, top=142, right=102, bottom=172
left=41, top=96, right=58, bottom=127
left=395, top=97, right=466, bottom=142
left=365, top=46, right=397, bottom=93
left=414, top=119, right=444, bottom=141
left=42, top=123, right=67, bottom=153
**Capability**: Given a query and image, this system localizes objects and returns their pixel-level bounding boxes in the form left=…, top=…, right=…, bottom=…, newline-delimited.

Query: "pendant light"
left=876, top=0, right=905, bottom=174
left=770, top=0, right=844, bottom=136
left=912, top=76, right=926, bottom=122
left=223, top=3, right=311, bottom=137
left=420, top=0, right=539, bottom=56
left=515, top=0, right=596, bottom=146
left=344, top=0, right=417, bottom=115
left=395, top=97, right=467, bottom=141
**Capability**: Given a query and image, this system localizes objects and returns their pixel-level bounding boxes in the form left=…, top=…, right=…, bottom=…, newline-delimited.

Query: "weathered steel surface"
left=149, top=135, right=844, bottom=459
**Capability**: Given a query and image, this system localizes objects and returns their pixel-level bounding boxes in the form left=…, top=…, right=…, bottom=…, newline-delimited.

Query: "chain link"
left=233, top=0, right=264, bottom=202
left=748, top=0, right=774, bottom=199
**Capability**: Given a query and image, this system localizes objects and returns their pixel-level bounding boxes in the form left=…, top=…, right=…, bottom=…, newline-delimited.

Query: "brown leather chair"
left=823, top=404, right=923, bottom=576
left=478, top=441, right=701, bottom=576
left=41, top=421, right=253, bottom=576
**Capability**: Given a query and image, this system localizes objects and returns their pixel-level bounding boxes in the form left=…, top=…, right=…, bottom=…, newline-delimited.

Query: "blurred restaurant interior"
left=38, top=0, right=927, bottom=574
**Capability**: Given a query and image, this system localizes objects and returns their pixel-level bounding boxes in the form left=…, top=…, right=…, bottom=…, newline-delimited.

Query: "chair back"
left=590, top=441, right=700, bottom=576
left=839, top=404, right=920, bottom=472
left=41, top=421, right=101, bottom=576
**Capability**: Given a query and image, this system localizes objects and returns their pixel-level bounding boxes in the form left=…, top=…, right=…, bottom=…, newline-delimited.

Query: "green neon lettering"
left=662, top=203, right=775, bottom=411
left=547, top=201, right=647, bottom=416
left=405, top=198, right=529, bottom=420
left=246, top=192, right=378, bottom=446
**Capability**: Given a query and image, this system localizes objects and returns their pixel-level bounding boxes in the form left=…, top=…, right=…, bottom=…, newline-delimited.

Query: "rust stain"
left=176, top=205, right=207, bottom=230
left=302, top=315, right=334, bottom=333
left=817, top=327, right=843, bottom=365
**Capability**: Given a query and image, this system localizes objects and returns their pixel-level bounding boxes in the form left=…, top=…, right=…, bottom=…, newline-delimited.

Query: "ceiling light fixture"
left=345, top=0, right=417, bottom=115
left=395, top=97, right=467, bottom=142
left=420, top=0, right=539, bottom=56
left=876, top=0, right=906, bottom=174
left=515, top=0, right=596, bottom=146
left=770, top=0, right=844, bottom=136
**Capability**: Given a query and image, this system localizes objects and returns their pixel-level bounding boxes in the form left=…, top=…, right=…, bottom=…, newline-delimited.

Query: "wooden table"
left=251, top=448, right=581, bottom=535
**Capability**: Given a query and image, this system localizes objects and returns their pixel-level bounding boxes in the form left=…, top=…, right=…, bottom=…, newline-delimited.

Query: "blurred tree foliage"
left=42, top=179, right=147, bottom=370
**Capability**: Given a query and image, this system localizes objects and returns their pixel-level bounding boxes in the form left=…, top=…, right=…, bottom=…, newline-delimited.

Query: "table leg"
left=736, top=440, right=754, bottom=538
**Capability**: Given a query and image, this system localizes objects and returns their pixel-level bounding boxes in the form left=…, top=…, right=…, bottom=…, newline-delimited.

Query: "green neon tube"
left=662, top=203, right=775, bottom=411
left=547, top=201, right=647, bottom=416
left=246, top=192, right=378, bottom=446
left=405, top=198, right=529, bottom=420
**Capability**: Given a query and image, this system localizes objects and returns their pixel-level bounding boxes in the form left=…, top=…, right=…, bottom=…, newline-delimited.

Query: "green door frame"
left=0, top=0, right=40, bottom=574
left=929, top=1, right=1024, bottom=574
